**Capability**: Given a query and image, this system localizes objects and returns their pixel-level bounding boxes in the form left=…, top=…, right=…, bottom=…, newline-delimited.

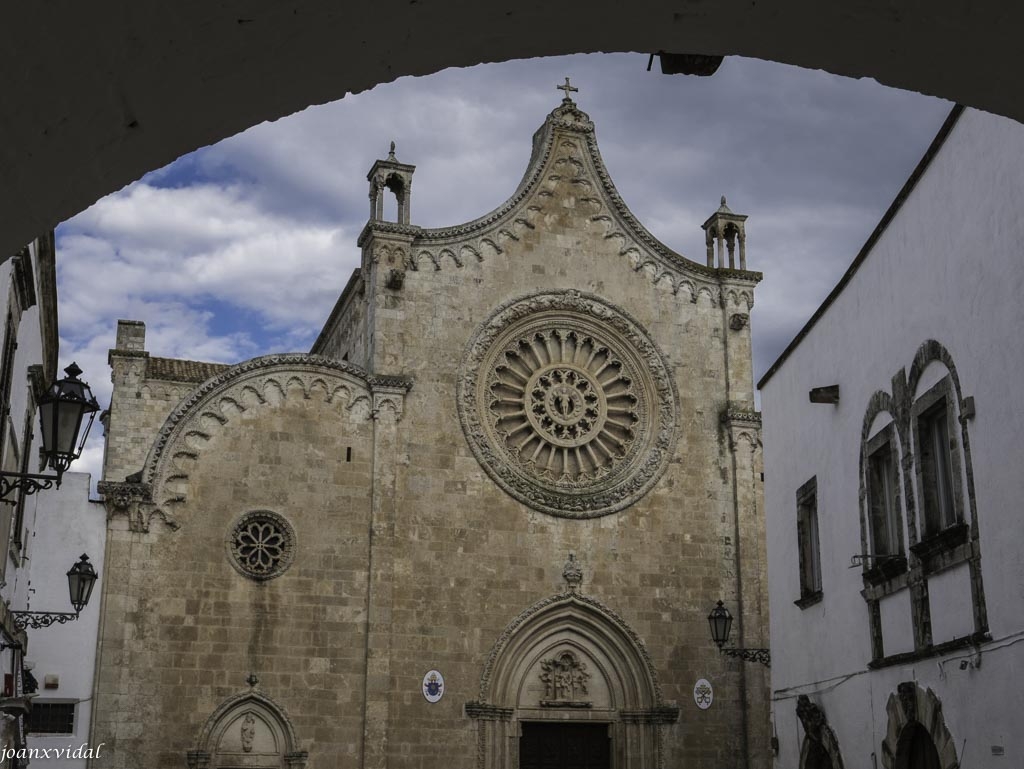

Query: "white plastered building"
left=759, top=106, right=1024, bottom=769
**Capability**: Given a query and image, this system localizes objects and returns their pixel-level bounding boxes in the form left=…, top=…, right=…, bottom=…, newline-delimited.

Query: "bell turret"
left=702, top=196, right=748, bottom=270
left=367, top=141, right=415, bottom=225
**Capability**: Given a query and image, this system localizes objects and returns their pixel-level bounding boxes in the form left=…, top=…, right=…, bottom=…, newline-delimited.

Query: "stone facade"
left=92, top=92, right=768, bottom=768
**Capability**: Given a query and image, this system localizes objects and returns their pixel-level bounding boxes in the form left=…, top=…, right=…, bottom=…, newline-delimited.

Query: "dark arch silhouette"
left=3, top=2, right=1024, bottom=257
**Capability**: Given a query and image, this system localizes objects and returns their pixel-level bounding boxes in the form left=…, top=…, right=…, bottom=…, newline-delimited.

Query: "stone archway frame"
left=880, top=682, right=959, bottom=769
left=796, top=695, right=846, bottom=769
left=101, top=353, right=411, bottom=532
left=187, top=689, right=308, bottom=769
left=467, top=591, right=678, bottom=769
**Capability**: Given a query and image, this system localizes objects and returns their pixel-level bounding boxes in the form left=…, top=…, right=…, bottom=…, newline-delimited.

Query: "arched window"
left=858, top=341, right=988, bottom=663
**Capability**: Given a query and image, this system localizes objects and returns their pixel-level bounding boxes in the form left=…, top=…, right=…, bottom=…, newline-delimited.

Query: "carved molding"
left=464, top=702, right=514, bottom=721
left=458, top=290, right=678, bottom=518
left=619, top=706, right=680, bottom=725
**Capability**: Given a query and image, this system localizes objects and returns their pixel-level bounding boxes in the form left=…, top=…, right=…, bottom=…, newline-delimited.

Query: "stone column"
left=360, top=379, right=410, bottom=769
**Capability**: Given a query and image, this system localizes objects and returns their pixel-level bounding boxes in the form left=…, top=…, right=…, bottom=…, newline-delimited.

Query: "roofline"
left=757, top=103, right=965, bottom=391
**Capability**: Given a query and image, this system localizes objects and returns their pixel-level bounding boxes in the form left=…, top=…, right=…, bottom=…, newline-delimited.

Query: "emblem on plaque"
left=422, top=670, right=445, bottom=703
left=693, top=678, right=713, bottom=710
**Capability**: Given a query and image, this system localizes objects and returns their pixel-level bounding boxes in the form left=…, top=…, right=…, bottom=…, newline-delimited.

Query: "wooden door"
left=520, top=722, right=610, bottom=769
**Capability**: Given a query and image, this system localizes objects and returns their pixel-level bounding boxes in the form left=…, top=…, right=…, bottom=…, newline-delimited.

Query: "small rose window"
left=227, top=511, right=295, bottom=580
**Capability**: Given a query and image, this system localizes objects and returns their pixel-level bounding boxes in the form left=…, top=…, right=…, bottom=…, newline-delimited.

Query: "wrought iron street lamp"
left=707, top=600, right=771, bottom=667
left=11, top=554, right=98, bottom=630
left=0, top=362, right=100, bottom=500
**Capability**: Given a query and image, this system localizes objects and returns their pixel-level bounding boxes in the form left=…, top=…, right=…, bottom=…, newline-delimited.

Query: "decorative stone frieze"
left=458, top=290, right=677, bottom=518
left=463, top=702, right=514, bottom=721
left=97, top=479, right=176, bottom=533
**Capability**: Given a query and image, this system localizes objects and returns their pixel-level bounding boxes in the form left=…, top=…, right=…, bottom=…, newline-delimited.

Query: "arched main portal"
left=4, top=3, right=1024, bottom=259
left=467, top=591, right=678, bottom=769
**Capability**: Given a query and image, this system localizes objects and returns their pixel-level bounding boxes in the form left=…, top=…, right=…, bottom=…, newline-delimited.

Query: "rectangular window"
left=796, top=477, right=822, bottom=604
left=867, top=441, right=901, bottom=556
left=0, top=311, right=17, bottom=462
left=27, top=702, right=75, bottom=735
left=918, top=400, right=955, bottom=534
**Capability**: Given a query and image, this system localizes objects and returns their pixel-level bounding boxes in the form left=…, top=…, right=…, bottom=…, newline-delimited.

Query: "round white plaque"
left=422, top=669, right=445, bottom=703
left=693, top=678, right=713, bottom=710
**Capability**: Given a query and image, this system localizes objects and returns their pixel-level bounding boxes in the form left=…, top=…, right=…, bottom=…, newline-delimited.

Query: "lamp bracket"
left=10, top=611, right=79, bottom=630
left=0, top=471, right=60, bottom=502
left=720, top=647, right=771, bottom=667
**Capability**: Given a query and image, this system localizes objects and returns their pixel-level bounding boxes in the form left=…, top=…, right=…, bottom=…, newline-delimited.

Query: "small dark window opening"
left=918, top=400, right=955, bottom=534
left=867, top=443, right=900, bottom=556
left=796, top=478, right=822, bottom=602
left=0, top=311, right=18, bottom=460
left=346, top=447, right=352, bottom=462
left=27, top=702, right=75, bottom=734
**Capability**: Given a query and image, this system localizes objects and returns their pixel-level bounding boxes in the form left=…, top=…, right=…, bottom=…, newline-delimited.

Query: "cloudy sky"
left=54, top=53, right=951, bottom=482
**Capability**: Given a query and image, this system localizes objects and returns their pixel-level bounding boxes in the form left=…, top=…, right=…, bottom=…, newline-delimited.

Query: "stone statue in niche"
left=539, top=650, right=592, bottom=708
left=240, top=713, right=256, bottom=753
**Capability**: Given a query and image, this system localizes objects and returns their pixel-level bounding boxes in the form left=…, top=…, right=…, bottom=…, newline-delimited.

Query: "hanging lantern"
left=707, top=600, right=734, bottom=649
left=67, top=554, right=98, bottom=614
left=38, top=362, right=100, bottom=478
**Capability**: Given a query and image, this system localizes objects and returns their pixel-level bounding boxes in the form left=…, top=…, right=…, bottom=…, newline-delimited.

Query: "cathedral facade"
left=92, top=90, right=768, bottom=769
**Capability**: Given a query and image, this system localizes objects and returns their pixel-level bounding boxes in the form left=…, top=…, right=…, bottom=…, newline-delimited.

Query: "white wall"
left=762, top=108, right=1024, bottom=768
left=19, top=473, right=106, bottom=768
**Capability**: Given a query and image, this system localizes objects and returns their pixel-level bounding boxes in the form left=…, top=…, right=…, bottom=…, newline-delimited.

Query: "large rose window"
left=458, top=291, right=677, bottom=518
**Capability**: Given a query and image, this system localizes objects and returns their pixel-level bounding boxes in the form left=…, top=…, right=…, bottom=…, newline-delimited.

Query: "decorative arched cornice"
left=476, top=590, right=665, bottom=706
left=881, top=682, right=959, bottom=769
left=137, top=353, right=411, bottom=515
left=362, top=101, right=758, bottom=301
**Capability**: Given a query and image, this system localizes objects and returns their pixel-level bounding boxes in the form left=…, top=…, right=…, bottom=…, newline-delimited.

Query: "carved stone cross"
left=556, top=77, right=579, bottom=101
